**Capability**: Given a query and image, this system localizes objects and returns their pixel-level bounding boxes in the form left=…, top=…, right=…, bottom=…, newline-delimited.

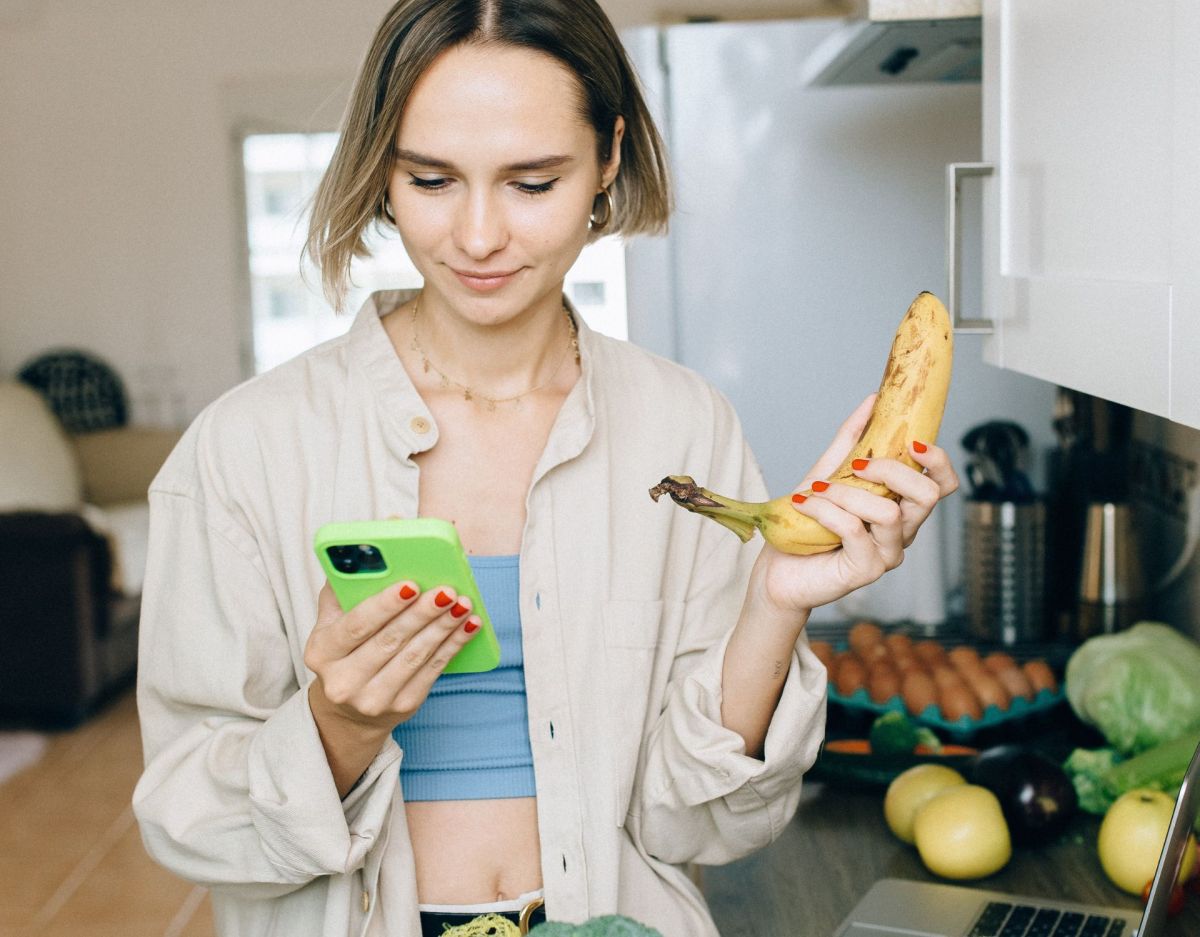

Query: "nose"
left=453, top=187, right=508, bottom=261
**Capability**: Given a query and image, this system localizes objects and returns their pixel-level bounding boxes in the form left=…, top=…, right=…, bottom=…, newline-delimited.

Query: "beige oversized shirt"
left=132, top=290, right=827, bottom=937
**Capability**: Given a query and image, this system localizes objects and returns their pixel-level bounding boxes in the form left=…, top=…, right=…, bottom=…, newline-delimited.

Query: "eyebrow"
left=393, top=147, right=575, bottom=172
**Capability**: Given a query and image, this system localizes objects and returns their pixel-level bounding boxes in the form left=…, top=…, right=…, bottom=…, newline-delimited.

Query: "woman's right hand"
left=304, top=580, right=482, bottom=794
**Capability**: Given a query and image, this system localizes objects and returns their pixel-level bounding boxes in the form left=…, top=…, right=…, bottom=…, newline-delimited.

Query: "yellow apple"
left=913, top=784, right=1012, bottom=880
left=1097, top=788, right=1197, bottom=895
left=884, top=763, right=967, bottom=845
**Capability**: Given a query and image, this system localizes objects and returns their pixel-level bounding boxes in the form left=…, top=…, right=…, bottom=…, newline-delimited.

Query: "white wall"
left=0, top=0, right=845, bottom=422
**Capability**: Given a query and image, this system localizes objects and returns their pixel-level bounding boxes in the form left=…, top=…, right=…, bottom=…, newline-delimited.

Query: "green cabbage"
left=1065, top=622, right=1200, bottom=755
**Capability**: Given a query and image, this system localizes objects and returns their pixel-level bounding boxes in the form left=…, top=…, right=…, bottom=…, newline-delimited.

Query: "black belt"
left=419, top=897, right=546, bottom=936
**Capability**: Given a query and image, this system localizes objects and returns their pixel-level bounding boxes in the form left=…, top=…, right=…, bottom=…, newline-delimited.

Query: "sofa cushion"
left=0, top=382, right=82, bottom=511
left=80, top=501, right=150, bottom=596
left=72, top=426, right=180, bottom=505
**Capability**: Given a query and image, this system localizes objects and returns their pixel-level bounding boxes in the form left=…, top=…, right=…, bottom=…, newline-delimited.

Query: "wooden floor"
left=0, top=688, right=214, bottom=937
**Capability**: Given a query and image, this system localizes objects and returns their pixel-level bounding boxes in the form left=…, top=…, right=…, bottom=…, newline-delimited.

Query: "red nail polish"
left=399, top=584, right=417, bottom=600
left=435, top=591, right=452, bottom=608
left=791, top=493, right=807, bottom=504
left=811, top=480, right=830, bottom=492
left=464, top=619, right=480, bottom=634
left=450, top=601, right=469, bottom=618
left=852, top=458, right=869, bottom=471
left=913, top=440, right=929, bottom=454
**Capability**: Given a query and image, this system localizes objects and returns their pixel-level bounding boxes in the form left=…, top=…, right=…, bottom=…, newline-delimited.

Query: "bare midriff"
left=406, top=797, right=543, bottom=904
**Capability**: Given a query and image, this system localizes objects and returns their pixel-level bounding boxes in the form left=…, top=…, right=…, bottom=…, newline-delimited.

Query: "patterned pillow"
left=18, top=350, right=129, bottom=434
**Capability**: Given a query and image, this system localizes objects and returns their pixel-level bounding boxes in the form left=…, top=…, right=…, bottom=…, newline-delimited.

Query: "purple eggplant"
left=968, top=745, right=1078, bottom=846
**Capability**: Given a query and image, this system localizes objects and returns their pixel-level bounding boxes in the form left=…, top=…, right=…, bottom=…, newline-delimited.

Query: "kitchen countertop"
left=700, top=779, right=1200, bottom=936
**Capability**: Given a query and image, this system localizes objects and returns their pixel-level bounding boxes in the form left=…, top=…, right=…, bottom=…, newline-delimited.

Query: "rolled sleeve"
left=246, top=686, right=402, bottom=877
left=634, top=629, right=826, bottom=865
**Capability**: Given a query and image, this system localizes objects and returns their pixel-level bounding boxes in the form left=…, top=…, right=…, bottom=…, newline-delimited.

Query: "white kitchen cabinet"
left=976, top=0, right=1200, bottom=429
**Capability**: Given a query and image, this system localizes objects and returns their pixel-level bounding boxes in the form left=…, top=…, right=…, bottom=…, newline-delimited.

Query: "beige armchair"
left=0, top=381, right=179, bottom=726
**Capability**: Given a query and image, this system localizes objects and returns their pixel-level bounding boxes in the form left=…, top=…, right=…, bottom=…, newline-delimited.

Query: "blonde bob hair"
left=305, top=0, right=672, bottom=311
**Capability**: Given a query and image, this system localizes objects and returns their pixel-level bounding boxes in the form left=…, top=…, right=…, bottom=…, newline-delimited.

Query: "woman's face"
left=388, top=43, right=622, bottom=324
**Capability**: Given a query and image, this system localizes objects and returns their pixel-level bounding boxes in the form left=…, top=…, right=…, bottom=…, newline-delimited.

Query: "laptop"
left=832, top=738, right=1200, bottom=937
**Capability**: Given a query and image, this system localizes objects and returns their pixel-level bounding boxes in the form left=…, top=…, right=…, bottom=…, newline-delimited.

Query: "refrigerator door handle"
left=946, top=161, right=995, bottom=334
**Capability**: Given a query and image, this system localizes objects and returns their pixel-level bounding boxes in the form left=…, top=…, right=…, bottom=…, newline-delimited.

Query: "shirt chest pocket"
left=600, top=599, right=667, bottom=826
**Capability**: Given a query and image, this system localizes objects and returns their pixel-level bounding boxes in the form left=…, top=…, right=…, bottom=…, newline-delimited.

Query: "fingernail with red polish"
left=811, top=480, right=830, bottom=492
left=913, top=440, right=929, bottom=454
left=791, top=493, right=807, bottom=504
left=450, top=601, right=469, bottom=618
left=398, top=584, right=417, bottom=600
left=464, top=618, right=481, bottom=634
left=435, top=591, right=453, bottom=608
left=852, top=458, right=869, bottom=471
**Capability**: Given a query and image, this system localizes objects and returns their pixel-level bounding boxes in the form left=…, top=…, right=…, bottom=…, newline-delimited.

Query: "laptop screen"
left=1138, top=738, right=1200, bottom=936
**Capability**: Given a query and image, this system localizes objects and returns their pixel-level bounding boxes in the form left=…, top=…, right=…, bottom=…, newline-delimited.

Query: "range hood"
left=802, top=0, right=981, bottom=87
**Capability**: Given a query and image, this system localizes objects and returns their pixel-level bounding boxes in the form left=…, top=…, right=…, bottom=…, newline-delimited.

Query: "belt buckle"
left=518, top=896, right=545, bottom=935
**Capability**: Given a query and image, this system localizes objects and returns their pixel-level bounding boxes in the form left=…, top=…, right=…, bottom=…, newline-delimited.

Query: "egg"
left=1022, top=658, right=1059, bottom=694
left=848, top=620, right=884, bottom=656
left=992, top=663, right=1035, bottom=701
left=885, top=633, right=914, bottom=656
left=809, top=640, right=835, bottom=671
left=901, top=669, right=938, bottom=716
left=834, top=655, right=867, bottom=696
left=931, top=664, right=966, bottom=691
left=856, top=642, right=890, bottom=665
left=946, top=645, right=983, bottom=672
left=891, top=649, right=923, bottom=674
left=938, top=682, right=984, bottom=721
left=982, top=651, right=1019, bottom=674
left=968, top=671, right=1012, bottom=712
left=913, top=640, right=947, bottom=667
left=867, top=662, right=901, bottom=704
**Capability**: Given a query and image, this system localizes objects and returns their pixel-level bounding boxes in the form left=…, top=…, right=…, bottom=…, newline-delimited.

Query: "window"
left=241, top=132, right=628, bottom=376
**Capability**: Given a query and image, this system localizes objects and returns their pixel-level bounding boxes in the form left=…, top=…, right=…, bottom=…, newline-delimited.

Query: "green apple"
left=1098, top=788, right=1197, bottom=895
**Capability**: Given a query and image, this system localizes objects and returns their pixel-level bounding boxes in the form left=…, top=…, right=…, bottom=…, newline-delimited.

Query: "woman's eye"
left=514, top=179, right=558, bottom=195
left=408, top=175, right=449, bottom=191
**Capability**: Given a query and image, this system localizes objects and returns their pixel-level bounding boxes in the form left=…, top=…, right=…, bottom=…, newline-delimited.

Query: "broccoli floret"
left=529, top=915, right=664, bottom=936
left=869, top=711, right=942, bottom=757
left=1063, top=747, right=1122, bottom=814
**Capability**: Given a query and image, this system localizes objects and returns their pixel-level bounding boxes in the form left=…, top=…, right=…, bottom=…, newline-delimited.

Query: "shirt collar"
left=348, top=287, right=598, bottom=466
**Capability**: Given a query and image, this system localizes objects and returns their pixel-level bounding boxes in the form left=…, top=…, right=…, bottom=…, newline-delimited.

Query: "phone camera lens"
left=327, top=546, right=360, bottom=574
left=356, top=545, right=386, bottom=573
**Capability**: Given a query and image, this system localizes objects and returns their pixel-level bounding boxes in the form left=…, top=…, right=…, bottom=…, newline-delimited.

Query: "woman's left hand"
left=757, top=394, right=960, bottom=615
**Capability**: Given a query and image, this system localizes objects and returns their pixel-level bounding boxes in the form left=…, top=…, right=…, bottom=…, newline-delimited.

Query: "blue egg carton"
left=826, top=684, right=1067, bottom=742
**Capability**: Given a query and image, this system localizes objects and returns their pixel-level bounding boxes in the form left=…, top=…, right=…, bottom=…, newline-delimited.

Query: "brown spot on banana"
left=648, top=292, right=953, bottom=555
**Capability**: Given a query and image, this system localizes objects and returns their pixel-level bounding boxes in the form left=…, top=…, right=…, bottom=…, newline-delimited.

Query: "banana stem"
left=647, top=476, right=764, bottom=543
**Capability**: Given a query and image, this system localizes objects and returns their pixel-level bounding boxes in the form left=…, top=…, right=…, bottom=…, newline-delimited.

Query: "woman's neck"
left=388, top=290, right=578, bottom=405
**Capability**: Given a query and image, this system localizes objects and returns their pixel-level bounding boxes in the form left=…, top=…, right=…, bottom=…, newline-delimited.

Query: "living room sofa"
left=0, top=381, right=179, bottom=726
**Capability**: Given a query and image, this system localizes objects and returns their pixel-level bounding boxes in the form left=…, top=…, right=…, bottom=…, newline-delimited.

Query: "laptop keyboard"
left=968, top=901, right=1126, bottom=937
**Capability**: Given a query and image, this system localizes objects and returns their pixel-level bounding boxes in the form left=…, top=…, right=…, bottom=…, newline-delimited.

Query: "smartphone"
left=313, top=518, right=501, bottom=674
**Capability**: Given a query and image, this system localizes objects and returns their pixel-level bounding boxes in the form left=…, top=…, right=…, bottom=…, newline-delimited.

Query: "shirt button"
left=410, top=416, right=431, bottom=434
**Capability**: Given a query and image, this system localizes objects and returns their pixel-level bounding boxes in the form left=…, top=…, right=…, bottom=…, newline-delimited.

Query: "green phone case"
left=313, top=518, right=501, bottom=675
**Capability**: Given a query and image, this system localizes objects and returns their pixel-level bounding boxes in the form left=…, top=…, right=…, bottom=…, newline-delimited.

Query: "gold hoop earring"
left=381, top=192, right=396, bottom=226
left=589, top=187, right=615, bottom=231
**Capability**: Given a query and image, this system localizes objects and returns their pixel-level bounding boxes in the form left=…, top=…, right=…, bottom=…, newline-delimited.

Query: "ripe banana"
left=648, top=291, right=953, bottom=555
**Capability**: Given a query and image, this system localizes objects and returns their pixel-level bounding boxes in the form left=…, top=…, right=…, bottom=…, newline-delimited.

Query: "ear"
left=600, top=115, right=625, bottom=189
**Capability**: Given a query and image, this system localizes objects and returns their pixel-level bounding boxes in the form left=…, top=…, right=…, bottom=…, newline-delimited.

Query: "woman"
left=132, top=2, right=958, bottom=935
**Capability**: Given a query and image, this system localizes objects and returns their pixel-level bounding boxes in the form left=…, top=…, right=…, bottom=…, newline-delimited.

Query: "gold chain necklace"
left=409, top=295, right=580, bottom=411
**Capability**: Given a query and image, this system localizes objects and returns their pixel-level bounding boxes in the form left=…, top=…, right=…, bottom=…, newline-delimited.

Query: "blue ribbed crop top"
left=391, top=555, right=536, bottom=802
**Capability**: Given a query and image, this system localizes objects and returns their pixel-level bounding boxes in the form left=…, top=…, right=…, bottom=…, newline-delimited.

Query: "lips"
left=452, top=267, right=522, bottom=292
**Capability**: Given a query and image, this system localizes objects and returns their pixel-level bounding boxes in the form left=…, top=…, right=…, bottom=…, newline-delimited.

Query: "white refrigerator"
left=621, top=18, right=1057, bottom=627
